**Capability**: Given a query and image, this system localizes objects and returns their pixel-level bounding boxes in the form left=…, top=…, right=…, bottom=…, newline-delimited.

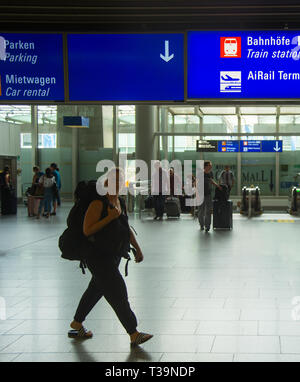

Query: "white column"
left=71, top=106, right=79, bottom=200
left=31, top=105, right=38, bottom=169
left=160, top=107, right=168, bottom=160
left=135, top=105, right=157, bottom=171
left=237, top=107, right=242, bottom=196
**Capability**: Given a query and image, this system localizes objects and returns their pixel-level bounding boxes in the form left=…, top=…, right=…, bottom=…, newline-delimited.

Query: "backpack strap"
left=118, top=197, right=132, bottom=277
left=96, top=195, right=110, bottom=220
left=118, top=197, right=127, bottom=216
left=79, top=260, right=87, bottom=275
left=124, top=255, right=131, bottom=277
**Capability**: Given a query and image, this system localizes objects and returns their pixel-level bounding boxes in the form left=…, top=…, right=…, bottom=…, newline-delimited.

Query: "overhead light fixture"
left=63, top=116, right=89, bottom=128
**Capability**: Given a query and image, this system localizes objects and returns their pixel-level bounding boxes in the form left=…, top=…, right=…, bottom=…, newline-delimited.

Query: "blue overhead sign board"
left=239, top=140, right=282, bottom=152
left=261, top=140, right=283, bottom=152
left=218, top=140, right=240, bottom=152
left=67, top=34, right=184, bottom=101
left=187, top=31, right=300, bottom=99
left=240, top=140, right=261, bottom=152
left=198, top=140, right=283, bottom=152
left=0, top=33, right=64, bottom=101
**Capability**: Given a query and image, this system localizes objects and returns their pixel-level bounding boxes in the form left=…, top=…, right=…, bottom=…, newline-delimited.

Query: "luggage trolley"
left=240, top=186, right=263, bottom=217
left=22, top=183, right=32, bottom=206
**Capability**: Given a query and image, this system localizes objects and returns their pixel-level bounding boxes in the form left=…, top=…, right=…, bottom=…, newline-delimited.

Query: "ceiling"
left=1, top=1, right=300, bottom=32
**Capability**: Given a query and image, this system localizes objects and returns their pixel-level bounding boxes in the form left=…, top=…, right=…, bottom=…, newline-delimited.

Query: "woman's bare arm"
left=5, top=174, right=10, bottom=187
left=83, top=200, right=120, bottom=237
left=130, top=229, right=141, bottom=252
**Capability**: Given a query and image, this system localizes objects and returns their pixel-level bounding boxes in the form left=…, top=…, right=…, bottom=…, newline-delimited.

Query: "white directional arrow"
left=160, top=40, right=174, bottom=62
left=273, top=141, right=281, bottom=152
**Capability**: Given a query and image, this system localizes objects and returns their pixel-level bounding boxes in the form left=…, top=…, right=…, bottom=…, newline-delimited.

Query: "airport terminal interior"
left=3, top=0, right=300, bottom=365
left=1, top=104, right=300, bottom=362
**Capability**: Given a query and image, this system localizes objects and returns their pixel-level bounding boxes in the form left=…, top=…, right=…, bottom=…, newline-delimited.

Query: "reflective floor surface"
left=1, top=205, right=300, bottom=362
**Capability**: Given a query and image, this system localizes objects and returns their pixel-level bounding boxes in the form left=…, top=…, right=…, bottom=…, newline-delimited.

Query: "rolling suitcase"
left=9, top=194, right=17, bottom=215
left=165, top=196, right=181, bottom=218
left=1, top=187, right=17, bottom=215
left=144, top=195, right=154, bottom=209
left=213, top=200, right=232, bottom=230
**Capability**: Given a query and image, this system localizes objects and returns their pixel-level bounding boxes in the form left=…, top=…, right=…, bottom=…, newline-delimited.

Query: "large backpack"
left=88, top=196, right=131, bottom=258
left=58, top=180, right=100, bottom=273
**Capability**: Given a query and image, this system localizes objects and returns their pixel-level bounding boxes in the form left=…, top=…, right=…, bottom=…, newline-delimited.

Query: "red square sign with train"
left=220, top=37, right=241, bottom=58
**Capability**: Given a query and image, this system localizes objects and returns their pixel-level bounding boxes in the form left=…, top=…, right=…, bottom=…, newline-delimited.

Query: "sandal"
left=68, top=326, right=93, bottom=339
left=130, top=332, right=153, bottom=347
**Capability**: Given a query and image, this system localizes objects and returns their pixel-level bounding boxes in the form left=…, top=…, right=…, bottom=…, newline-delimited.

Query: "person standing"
left=198, top=161, right=221, bottom=232
left=32, top=166, right=44, bottom=185
left=27, top=166, right=44, bottom=217
left=37, top=168, right=56, bottom=219
left=219, top=165, right=235, bottom=194
left=151, top=161, right=169, bottom=221
left=50, top=163, right=61, bottom=215
left=0, top=166, right=12, bottom=215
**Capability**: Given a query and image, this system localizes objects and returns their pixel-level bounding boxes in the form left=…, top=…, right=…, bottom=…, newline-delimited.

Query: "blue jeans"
left=39, top=187, right=53, bottom=214
left=53, top=189, right=61, bottom=206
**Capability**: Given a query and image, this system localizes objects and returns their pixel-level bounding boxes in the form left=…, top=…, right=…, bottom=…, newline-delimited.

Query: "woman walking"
left=69, top=168, right=153, bottom=346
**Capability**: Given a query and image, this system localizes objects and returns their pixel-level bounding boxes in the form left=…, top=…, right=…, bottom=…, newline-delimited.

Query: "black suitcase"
left=214, top=184, right=229, bottom=201
left=144, top=196, right=154, bottom=209
left=1, top=189, right=17, bottom=215
left=165, top=196, right=181, bottom=218
left=213, top=200, right=232, bottom=230
left=9, top=194, right=17, bottom=215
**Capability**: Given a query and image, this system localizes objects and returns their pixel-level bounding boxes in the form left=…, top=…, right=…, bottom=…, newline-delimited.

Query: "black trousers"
left=74, top=254, right=137, bottom=335
left=153, top=195, right=165, bottom=217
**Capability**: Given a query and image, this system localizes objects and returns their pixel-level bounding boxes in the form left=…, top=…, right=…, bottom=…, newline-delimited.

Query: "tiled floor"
left=1, top=206, right=300, bottom=362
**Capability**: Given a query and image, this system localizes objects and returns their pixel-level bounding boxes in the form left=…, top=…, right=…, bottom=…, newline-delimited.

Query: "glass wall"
left=117, top=105, right=136, bottom=184
left=77, top=105, right=113, bottom=183
left=279, top=113, right=300, bottom=195
left=1, top=103, right=300, bottom=201
left=159, top=106, right=300, bottom=197
left=203, top=115, right=238, bottom=134
left=1, top=106, right=32, bottom=188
